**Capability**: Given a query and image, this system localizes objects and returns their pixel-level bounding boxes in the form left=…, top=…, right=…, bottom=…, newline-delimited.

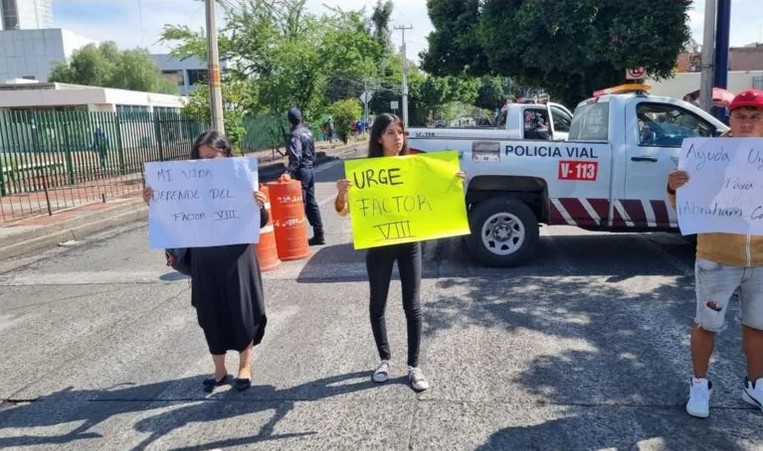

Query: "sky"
left=51, top=0, right=763, bottom=64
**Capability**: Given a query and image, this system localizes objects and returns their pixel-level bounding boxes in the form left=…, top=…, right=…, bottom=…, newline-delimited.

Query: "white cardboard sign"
left=144, top=157, right=261, bottom=248
left=676, top=137, right=763, bottom=236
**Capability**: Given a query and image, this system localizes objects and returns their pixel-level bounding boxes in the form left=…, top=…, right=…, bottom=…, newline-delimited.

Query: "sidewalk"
left=0, top=140, right=363, bottom=261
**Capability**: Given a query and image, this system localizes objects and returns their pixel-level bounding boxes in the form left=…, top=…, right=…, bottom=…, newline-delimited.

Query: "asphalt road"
left=0, top=157, right=761, bottom=450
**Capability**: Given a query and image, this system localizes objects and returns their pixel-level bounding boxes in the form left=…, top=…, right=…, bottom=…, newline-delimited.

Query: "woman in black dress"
left=143, top=131, right=267, bottom=392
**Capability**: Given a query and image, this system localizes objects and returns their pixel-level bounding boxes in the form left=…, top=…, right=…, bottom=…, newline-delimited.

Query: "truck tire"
left=466, top=197, right=539, bottom=267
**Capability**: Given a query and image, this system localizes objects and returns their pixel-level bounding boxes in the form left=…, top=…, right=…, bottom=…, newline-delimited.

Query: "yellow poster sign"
left=344, top=151, right=470, bottom=250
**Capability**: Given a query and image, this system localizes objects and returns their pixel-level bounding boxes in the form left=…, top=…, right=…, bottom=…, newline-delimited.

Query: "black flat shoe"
left=202, top=374, right=232, bottom=393
left=234, top=378, right=251, bottom=392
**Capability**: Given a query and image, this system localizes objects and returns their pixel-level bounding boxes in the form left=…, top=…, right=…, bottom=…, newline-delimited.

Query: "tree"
left=327, top=99, right=362, bottom=143
left=160, top=1, right=382, bottom=120
left=475, top=76, right=508, bottom=111
left=420, top=0, right=489, bottom=76
left=422, top=0, right=692, bottom=106
left=49, top=42, right=177, bottom=94
left=321, top=10, right=383, bottom=103
left=182, top=80, right=257, bottom=148
left=370, top=0, right=393, bottom=54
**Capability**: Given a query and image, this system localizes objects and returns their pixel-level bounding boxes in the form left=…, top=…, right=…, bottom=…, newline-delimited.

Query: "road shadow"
left=423, top=231, right=753, bottom=449
left=474, top=408, right=760, bottom=451
left=0, top=371, right=375, bottom=450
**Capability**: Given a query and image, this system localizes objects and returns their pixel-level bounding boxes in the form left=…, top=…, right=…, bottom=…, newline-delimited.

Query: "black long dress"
left=190, top=208, right=269, bottom=355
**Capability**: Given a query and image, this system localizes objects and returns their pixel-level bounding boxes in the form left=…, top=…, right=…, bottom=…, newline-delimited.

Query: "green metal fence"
left=240, top=114, right=289, bottom=154
left=0, top=110, right=204, bottom=222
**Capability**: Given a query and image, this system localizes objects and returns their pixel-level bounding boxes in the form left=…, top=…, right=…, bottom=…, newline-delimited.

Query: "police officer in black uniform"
left=285, top=107, right=324, bottom=245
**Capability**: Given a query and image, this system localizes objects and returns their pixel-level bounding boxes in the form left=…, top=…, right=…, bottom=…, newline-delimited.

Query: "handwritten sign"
left=144, top=157, right=260, bottom=248
left=676, top=137, right=763, bottom=235
left=344, top=151, right=470, bottom=249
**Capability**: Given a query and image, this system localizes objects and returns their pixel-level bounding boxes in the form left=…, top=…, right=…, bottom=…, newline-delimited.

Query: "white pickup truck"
left=409, top=102, right=573, bottom=143
left=407, top=85, right=729, bottom=267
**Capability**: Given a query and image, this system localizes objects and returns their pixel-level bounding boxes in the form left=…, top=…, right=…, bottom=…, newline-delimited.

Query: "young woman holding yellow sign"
left=334, top=113, right=464, bottom=391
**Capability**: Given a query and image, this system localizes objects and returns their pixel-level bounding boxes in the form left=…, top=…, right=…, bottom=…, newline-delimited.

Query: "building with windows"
left=0, top=0, right=53, bottom=30
left=0, top=0, right=93, bottom=83
left=151, top=54, right=229, bottom=96
left=0, top=81, right=185, bottom=113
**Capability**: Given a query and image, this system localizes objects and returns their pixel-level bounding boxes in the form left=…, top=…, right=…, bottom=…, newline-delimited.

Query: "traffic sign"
left=359, top=91, right=373, bottom=104
left=626, top=67, right=647, bottom=80
left=390, top=101, right=399, bottom=109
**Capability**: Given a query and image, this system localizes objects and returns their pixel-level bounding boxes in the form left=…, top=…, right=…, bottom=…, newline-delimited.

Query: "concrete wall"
left=0, top=29, right=93, bottom=82
left=647, top=71, right=763, bottom=99
left=0, top=84, right=186, bottom=110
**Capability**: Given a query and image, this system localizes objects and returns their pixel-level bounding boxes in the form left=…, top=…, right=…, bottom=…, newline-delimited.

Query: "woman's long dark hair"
left=190, top=130, right=233, bottom=160
left=368, top=113, right=408, bottom=158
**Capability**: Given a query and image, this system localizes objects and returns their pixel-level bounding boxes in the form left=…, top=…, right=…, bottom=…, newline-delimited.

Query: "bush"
left=327, top=99, right=362, bottom=143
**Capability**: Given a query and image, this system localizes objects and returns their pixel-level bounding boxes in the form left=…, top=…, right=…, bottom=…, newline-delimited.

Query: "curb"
left=0, top=143, right=361, bottom=261
left=0, top=200, right=147, bottom=261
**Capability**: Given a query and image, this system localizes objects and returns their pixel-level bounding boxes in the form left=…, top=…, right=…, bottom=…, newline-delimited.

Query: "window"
left=636, top=103, right=715, bottom=147
left=497, top=108, right=507, bottom=129
left=569, top=102, right=609, bottom=141
left=551, top=106, right=572, bottom=133
left=187, top=69, right=208, bottom=86
left=2, top=0, right=18, bottom=30
left=523, top=108, right=551, bottom=140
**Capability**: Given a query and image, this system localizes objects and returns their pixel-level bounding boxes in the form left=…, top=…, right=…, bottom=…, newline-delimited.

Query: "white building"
left=647, top=71, right=763, bottom=100
left=0, top=82, right=186, bottom=113
left=0, top=28, right=94, bottom=82
left=0, top=0, right=53, bottom=30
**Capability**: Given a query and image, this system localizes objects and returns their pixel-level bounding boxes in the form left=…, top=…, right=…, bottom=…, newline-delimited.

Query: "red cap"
left=729, top=89, right=763, bottom=112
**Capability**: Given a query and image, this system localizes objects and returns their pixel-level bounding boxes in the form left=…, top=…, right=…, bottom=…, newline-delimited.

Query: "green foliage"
left=161, top=1, right=383, bottom=121
left=423, top=0, right=692, bottom=106
left=49, top=42, right=177, bottom=94
left=475, top=76, right=510, bottom=111
left=420, top=0, right=489, bottom=75
left=370, top=0, right=394, bottom=53
left=181, top=80, right=257, bottom=148
left=327, top=99, right=362, bottom=143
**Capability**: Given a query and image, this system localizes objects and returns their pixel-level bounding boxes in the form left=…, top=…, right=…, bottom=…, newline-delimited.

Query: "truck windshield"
left=569, top=102, right=609, bottom=141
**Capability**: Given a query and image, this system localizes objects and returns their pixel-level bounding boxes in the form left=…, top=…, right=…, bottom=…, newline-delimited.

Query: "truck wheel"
left=467, top=197, right=539, bottom=267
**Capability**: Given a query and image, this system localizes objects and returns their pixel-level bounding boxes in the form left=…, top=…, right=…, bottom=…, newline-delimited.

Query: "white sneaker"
left=686, top=377, right=712, bottom=418
left=372, top=360, right=390, bottom=383
left=408, top=367, right=430, bottom=392
left=743, top=377, right=763, bottom=412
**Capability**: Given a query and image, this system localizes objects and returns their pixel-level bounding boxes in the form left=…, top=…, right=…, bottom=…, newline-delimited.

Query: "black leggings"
left=366, top=242, right=422, bottom=367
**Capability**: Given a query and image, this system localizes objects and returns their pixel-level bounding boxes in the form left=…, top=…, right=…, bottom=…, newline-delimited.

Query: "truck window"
left=569, top=102, right=609, bottom=141
left=637, top=103, right=716, bottom=147
left=551, top=107, right=572, bottom=133
left=523, top=108, right=551, bottom=140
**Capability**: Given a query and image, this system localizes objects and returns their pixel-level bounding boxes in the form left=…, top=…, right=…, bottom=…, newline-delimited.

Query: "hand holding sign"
left=667, top=170, right=689, bottom=193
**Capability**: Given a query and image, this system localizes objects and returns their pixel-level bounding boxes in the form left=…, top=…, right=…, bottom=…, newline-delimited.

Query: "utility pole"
left=394, top=25, right=412, bottom=127
left=714, top=0, right=732, bottom=121
left=699, top=0, right=716, bottom=113
left=205, top=0, right=225, bottom=133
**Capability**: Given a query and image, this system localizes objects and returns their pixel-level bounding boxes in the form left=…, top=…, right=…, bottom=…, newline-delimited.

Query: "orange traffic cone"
left=255, top=184, right=282, bottom=271
left=267, top=178, right=311, bottom=261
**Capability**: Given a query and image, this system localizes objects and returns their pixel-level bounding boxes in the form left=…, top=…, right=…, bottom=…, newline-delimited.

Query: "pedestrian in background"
left=143, top=130, right=269, bottom=393
left=283, top=107, right=325, bottom=246
left=668, top=89, right=763, bottom=418
left=333, top=113, right=465, bottom=392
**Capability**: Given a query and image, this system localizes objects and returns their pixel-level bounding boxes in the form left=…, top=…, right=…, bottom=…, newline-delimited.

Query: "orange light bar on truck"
left=592, top=83, right=651, bottom=97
